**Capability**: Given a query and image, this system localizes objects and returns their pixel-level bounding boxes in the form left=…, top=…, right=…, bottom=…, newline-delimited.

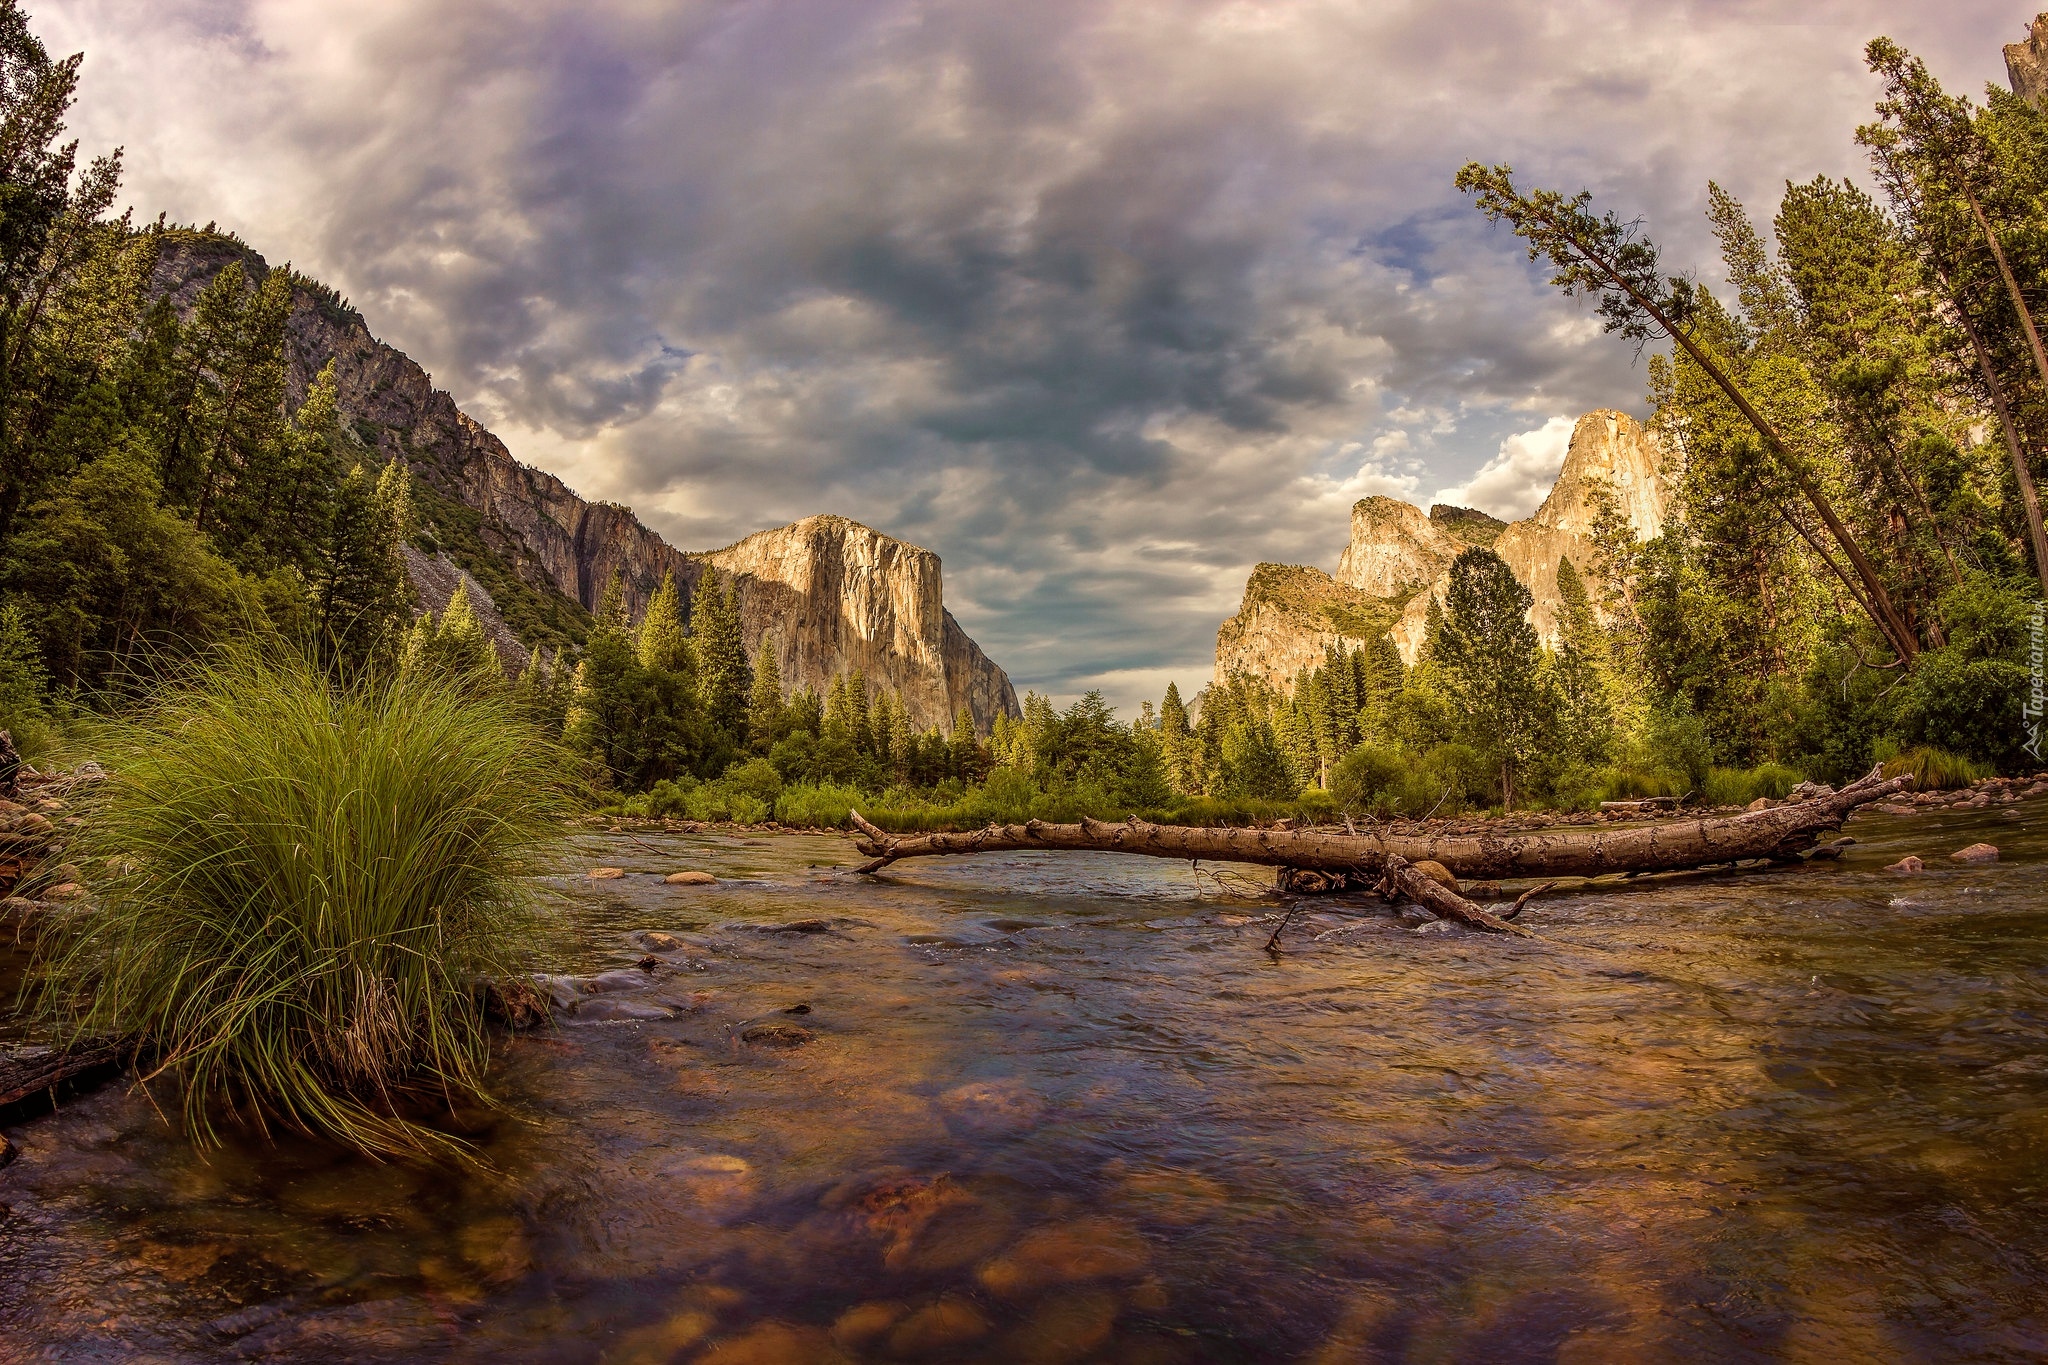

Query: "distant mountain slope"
left=1215, top=409, right=1670, bottom=687
left=146, top=232, right=1019, bottom=732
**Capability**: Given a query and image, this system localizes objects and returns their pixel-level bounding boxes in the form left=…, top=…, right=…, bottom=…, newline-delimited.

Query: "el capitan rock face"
left=1216, top=409, right=1670, bottom=686
left=147, top=234, right=1019, bottom=732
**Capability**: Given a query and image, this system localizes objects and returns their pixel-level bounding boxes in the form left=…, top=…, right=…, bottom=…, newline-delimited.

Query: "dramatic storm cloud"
left=41, top=0, right=2027, bottom=708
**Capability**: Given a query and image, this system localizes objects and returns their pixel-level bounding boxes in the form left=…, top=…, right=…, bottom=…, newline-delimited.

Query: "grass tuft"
left=38, top=651, right=569, bottom=1158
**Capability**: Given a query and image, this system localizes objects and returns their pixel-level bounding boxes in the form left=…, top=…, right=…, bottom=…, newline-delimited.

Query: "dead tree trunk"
left=0, top=1040, right=128, bottom=1110
left=847, top=766, right=1909, bottom=883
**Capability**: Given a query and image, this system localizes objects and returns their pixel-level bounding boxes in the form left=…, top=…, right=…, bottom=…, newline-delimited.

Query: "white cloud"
left=1431, top=416, right=1576, bottom=521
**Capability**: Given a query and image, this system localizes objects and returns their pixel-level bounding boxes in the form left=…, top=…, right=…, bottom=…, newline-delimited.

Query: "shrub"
left=41, top=653, right=568, bottom=1157
left=724, top=757, right=784, bottom=805
left=1329, top=745, right=1405, bottom=818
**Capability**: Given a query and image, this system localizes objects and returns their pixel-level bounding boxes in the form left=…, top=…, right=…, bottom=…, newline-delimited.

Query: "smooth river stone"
left=977, top=1216, right=1150, bottom=1298
left=587, top=867, right=626, bottom=879
left=1884, top=856, right=1924, bottom=874
left=1950, top=843, right=1999, bottom=864
left=885, top=1297, right=991, bottom=1356
left=666, top=871, right=717, bottom=885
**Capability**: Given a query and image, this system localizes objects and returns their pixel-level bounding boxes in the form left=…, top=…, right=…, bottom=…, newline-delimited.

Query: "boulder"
left=665, top=870, right=717, bottom=885
left=1951, top=843, right=1999, bottom=864
left=1885, top=856, right=1924, bottom=874
left=587, top=867, right=626, bottom=879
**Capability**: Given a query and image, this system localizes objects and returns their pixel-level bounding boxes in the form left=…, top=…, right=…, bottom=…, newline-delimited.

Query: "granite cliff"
left=1214, top=409, right=1670, bottom=687
left=147, top=233, right=1019, bottom=732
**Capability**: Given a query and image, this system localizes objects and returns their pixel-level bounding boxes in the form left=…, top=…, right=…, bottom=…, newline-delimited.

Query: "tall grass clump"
left=41, top=652, right=569, bottom=1157
left=1876, top=742, right=1986, bottom=791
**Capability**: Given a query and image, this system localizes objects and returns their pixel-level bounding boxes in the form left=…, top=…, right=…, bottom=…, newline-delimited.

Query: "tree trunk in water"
left=847, top=766, right=1908, bottom=883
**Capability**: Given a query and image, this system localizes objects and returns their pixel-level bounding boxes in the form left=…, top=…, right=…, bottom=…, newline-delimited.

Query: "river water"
left=1, top=804, right=2044, bottom=1362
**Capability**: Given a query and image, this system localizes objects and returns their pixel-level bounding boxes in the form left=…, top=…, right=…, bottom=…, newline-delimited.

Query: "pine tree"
left=889, top=699, right=914, bottom=783
left=434, top=580, right=499, bottom=682
left=949, top=706, right=984, bottom=781
left=1552, top=556, right=1614, bottom=765
left=1436, top=548, right=1548, bottom=808
left=374, top=454, right=419, bottom=545
left=690, top=569, right=748, bottom=742
left=847, top=668, right=872, bottom=755
left=1158, top=681, right=1202, bottom=794
left=594, top=569, right=631, bottom=633
left=311, top=463, right=408, bottom=677
left=746, top=638, right=785, bottom=754
left=637, top=569, right=690, bottom=674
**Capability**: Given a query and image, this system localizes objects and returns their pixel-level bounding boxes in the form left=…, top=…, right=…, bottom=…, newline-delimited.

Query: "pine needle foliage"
left=39, top=651, right=570, bottom=1158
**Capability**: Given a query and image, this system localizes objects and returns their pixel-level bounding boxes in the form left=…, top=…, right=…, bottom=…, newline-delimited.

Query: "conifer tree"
left=594, top=569, right=631, bottom=634
left=889, top=700, right=914, bottom=782
left=311, top=463, right=408, bottom=677
left=949, top=706, right=984, bottom=781
left=746, top=638, right=785, bottom=754
left=637, top=569, right=690, bottom=674
left=434, top=580, right=498, bottom=682
left=690, top=569, right=748, bottom=741
left=374, top=454, right=419, bottom=545
left=847, top=668, right=872, bottom=754
left=1436, top=548, right=1548, bottom=808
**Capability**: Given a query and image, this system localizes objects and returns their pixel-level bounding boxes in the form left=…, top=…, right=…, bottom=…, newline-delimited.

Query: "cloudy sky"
left=40, top=0, right=2032, bottom=709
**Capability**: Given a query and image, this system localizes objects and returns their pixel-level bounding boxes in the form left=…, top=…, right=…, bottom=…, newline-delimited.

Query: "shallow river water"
left=2, top=803, right=2045, bottom=1363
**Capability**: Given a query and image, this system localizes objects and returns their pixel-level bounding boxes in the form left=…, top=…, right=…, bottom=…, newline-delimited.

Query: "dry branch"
left=1378, top=855, right=1538, bottom=938
left=847, top=766, right=1908, bottom=884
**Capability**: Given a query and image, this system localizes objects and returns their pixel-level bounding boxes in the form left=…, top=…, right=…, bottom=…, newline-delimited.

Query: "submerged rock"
left=977, top=1216, right=1149, bottom=1298
left=885, top=1297, right=991, bottom=1356
left=1951, top=843, right=1999, bottom=864
left=638, top=930, right=687, bottom=951
left=739, top=1023, right=814, bottom=1048
left=573, top=998, right=673, bottom=1023
left=666, top=871, right=717, bottom=885
left=696, top=1321, right=852, bottom=1365
left=1885, top=856, right=1924, bottom=874
left=830, top=1302, right=906, bottom=1351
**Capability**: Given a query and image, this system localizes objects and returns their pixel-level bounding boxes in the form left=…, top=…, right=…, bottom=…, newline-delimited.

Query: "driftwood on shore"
left=848, top=765, right=1909, bottom=886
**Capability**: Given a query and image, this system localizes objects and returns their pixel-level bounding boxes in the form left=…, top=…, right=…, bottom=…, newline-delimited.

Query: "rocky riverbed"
left=3, top=801, right=2046, bottom=1361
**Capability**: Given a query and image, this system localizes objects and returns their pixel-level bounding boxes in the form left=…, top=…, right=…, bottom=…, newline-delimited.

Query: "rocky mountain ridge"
left=1214, top=409, right=1670, bottom=689
left=147, top=233, right=1019, bottom=733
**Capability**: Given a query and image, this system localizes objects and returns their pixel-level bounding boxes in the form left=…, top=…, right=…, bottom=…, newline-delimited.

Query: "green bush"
left=1329, top=744, right=1406, bottom=818
left=724, top=757, right=784, bottom=805
left=41, top=653, right=568, bottom=1157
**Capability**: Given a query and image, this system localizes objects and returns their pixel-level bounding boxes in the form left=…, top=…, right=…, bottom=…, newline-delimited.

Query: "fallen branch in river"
left=847, top=765, right=1908, bottom=885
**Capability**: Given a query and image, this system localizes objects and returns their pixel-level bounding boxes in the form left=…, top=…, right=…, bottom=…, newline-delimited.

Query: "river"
left=1, top=803, right=2043, bottom=1362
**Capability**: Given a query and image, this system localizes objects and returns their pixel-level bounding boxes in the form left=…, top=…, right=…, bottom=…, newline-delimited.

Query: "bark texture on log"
left=847, top=766, right=1909, bottom=882
left=0, top=1040, right=127, bottom=1109
left=1378, top=855, right=1537, bottom=938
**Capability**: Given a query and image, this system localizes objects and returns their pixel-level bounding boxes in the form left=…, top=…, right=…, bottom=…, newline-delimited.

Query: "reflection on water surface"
left=2, top=805, right=2046, bottom=1362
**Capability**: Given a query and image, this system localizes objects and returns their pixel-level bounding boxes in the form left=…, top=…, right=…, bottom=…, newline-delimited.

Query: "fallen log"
left=847, top=765, right=1910, bottom=883
left=0, top=1039, right=128, bottom=1111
